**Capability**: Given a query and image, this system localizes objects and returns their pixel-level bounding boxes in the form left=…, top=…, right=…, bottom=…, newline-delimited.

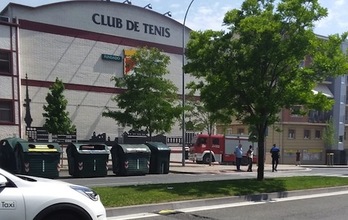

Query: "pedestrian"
left=246, top=145, right=253, bottom=172
left=234, top=143, right=243, bottom=171
left=295, top=150, right=301, bottom=166
left=270, top=144, right=280, bottom=172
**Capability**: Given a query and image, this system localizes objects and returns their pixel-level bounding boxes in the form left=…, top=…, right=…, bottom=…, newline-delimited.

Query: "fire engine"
left=188, top=134, right=258, bottom=164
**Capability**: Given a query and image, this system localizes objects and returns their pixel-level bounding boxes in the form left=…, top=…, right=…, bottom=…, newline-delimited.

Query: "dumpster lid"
left=145, top=142, right=171, bottom=151
left=116, top=144, right=150, bottom=153
left=16, top=142, right=62, bottom=153
left=67, top=143, right=110, bottom=154
left=1, top=137, right=27, bottom=149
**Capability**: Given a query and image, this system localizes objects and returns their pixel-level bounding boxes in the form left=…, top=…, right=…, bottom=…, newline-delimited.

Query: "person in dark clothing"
left=270, top=144, right=280, bottom=172
left=295, top=150, right=301, bottom=166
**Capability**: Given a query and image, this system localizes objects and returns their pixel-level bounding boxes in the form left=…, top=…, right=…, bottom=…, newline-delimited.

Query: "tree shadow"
left=122, top=178, right=287, bottom=199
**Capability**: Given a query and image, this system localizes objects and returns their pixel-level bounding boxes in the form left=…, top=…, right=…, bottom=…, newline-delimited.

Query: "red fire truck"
left=188, top=134, right=258, bottom=164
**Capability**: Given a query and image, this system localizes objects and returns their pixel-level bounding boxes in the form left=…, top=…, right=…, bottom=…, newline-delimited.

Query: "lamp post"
left=143, top=3, right=152, bottom=9
left=24, top=73, right=32, bottom=128
left=182, top=0, right=195, bottom=166
left=163, top=11, right=172, bottom=17
left=122, top=0, right=131, bottom=4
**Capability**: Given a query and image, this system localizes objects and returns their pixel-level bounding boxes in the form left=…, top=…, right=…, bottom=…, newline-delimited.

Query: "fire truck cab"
left=188, top=134, right=258, bottom=164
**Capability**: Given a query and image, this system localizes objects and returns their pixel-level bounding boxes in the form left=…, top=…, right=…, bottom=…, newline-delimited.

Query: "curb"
left=168, top=165, right=309, bottom=174
left=301, top=165, right=348, bottom=169
left=106, top=185, right=348, bottom=218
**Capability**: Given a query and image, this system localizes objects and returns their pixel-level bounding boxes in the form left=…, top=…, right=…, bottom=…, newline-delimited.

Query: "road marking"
left=157, top=209, right=181, bottom=215
left=269, top=190, right=348, bottom=202
left=107, top=190, right=348, bottom=220
left=108, top=212, right=160, bottom=220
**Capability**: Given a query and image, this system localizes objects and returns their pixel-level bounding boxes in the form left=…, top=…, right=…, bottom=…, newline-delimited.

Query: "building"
left=0, top=0, right=193, bottom=141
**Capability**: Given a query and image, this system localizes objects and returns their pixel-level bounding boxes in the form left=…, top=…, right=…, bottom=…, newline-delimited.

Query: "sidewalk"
left=168, top=161, right=307, bottom=174
left=60, top=162, right=304, bottom=177
left=59, top=161, right=345, bottom=176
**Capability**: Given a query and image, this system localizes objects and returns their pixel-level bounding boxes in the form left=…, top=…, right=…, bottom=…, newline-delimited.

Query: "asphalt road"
left=60, top=166, right=348, bottom=188
left=67, top=165, right=347, bottom=219
left=109, top=190, right=348, bottom=220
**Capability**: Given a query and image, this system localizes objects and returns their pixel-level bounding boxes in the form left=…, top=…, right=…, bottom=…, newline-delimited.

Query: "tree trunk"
left=208, top=132, right=212, bottom=166
left=149, top=131, right=152, bottom=141
left=257, top=128, right=266, bottom=180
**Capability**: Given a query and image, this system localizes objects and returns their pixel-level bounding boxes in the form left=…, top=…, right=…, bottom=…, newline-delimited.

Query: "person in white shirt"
left=234, top=144, right=243, bottom=171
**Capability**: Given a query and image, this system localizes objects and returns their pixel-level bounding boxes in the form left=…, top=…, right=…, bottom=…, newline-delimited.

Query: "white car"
left=0, top=168, right=107, bottom=220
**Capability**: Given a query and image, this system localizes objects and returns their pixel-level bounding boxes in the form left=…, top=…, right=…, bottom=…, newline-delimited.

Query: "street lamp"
left=163, top=11, right=172, bottom=17
left=182, top=0, right=195, bottom=166
left=122, top=0, right=131, bottom=4
left=144, top=3, right=152, bottom=9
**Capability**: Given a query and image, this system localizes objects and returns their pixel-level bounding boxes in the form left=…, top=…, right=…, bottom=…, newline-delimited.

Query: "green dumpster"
left=111, top=144, right=151, bottom=176
left=0, top=137, right=27, bottom=173
left=14, top=142, right=62, bottom=178
left=66, top=143, right=110, bottom=178
left=145, top=142, right=171, bottom=174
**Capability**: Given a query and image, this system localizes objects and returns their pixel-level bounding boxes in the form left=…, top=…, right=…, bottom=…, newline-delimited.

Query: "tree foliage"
left=185, top=0, right=348, bottom=180
left=103, top=47, right=182, bottom=138
left=42, top=77, right=76, bottom=134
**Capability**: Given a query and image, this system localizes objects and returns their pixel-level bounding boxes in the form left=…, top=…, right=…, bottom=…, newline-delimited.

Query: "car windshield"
left=16, top=175, right=37, bottom=182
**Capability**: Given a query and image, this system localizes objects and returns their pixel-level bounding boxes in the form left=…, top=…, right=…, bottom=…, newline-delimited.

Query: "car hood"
left=14, top=174, right=74, bottom=188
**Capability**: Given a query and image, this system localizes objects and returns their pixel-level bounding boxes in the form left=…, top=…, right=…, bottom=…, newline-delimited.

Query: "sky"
left=0, top=0, right=347, bottom=36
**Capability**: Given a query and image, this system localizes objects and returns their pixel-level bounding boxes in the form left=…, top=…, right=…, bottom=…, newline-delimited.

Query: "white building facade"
left=0, top=1, right=192, bottom=141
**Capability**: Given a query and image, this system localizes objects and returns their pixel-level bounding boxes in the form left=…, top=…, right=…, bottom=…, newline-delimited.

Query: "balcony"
left=308, top=110, right=332, bottom=123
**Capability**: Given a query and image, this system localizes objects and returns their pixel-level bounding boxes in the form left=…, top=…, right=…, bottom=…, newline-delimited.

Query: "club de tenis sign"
left=92, top=13, right=171, bottom=38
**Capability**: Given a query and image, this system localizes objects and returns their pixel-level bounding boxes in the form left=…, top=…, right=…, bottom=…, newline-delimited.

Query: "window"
left=0, top=50, right=11, bottom=74
left=0, top=100, right=14, bottom=123
left=197, top=137, right=207, bottom=145
left=212, top=138, right=219, bottom=145
left=226, top=128, right=232, bottom=135
left=315, top=130, right=321, bottom=139
left=237, top=128, right=244, bottom=135
left=290, top=105, right=302, bottom=116
left=304, top=130, right=310, bottom=139
left=288, top=129, right=295, bottom=139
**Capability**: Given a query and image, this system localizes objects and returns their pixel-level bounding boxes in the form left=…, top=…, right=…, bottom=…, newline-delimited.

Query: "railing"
left=166, top=132, right=196, bottom=145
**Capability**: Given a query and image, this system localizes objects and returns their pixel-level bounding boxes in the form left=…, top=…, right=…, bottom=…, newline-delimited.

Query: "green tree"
left=42, top=77, right=76, bottom=134
left=323, top=117, right=336, bottom=149
left=185, top=0, right=348, bottom=180
left=103, top=47, right=182, bottom=138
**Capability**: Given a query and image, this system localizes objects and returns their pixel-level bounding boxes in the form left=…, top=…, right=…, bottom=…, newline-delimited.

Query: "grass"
left=93, top=176, right=348, bottom=207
